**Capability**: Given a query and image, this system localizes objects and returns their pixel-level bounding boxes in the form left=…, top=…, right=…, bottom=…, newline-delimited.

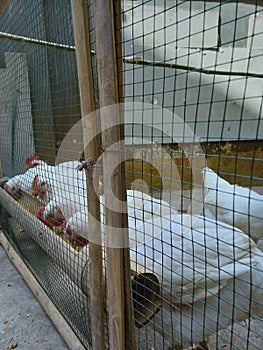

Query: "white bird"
left=29, top=159, right=82, bottom=203
left=60, top=190, right=176, bottom=242
left=3, top=174, right=28, bottom=196
left=3, top=154, right=56, bottom=202
left=3, top=165, right=51, bottom=198
left=62, top=208, right=263, bottom=347
left=36, top=169, right=88, bottom=228
left=203, top=167, right=263, bottom=242
left=140, top=214, right=263, bottom=348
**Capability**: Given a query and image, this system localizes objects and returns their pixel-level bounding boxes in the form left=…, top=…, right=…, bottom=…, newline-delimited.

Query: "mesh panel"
left=0, top=1, right=262, bottom=349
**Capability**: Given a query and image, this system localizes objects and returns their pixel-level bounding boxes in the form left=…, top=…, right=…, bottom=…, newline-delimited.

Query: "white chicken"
left=140, top=215, right=263, bottom=348
left=3, top=165, right=51, bottom=198
left=3, top=154, right=56, bottom=202
left=59, top=190, right=176, bottom=244
left=203, top=167, right=263, bottom=242
left=37, top=175, right=90, bottom=225
left=62, top=209, right=263, bottom=347
left=27, top=157, right=79, bottom=203
left=3, top=174, right=30, bottom=196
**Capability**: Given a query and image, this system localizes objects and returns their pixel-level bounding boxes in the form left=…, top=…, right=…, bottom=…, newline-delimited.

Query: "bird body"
left=62, top=209, right=263, bottom=346
left=130, top=214, right=259, bottom=303
left=155, top=252, right=263, bottom=347
left=203, top=167, right=263, bottom=242
left=4, top=166, right=46, bottom=196
left=40, top=187, right=175, bottom=231
left=60, top=190, right=176, bottom=244
left=126, top=190, right=176, bottom=220
left=63, top=207, right=258, bottom=304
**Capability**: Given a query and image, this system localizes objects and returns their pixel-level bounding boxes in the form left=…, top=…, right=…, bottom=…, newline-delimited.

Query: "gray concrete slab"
left=0, top=244, right=69, bottom=350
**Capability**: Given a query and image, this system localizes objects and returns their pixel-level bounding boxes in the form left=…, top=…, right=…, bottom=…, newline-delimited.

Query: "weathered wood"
left=93, top=0, right=130, bottom=349
left=0, top=231, right=86, bottom=350
left=71, top=1, right=105, bottom=349
left=113, top=1, right=138, bottom=348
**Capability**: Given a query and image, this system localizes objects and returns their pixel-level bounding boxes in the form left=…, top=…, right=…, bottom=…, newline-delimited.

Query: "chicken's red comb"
left=3, top=183, right=9, bottom=194
left=26, top=155, right=40, bottom=168
left=26, top=154, right=40, bottom=165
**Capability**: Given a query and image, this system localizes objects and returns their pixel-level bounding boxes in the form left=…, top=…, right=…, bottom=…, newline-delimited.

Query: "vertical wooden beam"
left=71, top=1, right=105, bottom=350
left=113, top=2, right=138, bottom=349
left=93, top=1, right=131, bottom=349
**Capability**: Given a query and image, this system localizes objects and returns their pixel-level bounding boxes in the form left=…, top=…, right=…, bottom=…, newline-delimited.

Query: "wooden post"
left=113, top=2, right=138, bottom=349
left=93, top=1, right=132, bottom=349
left=71, top=1, right=105, bottom=349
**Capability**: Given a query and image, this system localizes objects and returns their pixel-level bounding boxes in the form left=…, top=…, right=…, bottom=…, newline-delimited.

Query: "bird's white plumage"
left=130, top=213, right=260, bottom=304
left=203, top=167, right=263, bottom=241
left=64, top=207, right=261, bottom=307
left=65, top=209, right=263, bottom=346
left=4, top=165, right=51, bottom=196
left=44, top=187, right=175, bottom=227
left=43, top=160, right=103, bottom=217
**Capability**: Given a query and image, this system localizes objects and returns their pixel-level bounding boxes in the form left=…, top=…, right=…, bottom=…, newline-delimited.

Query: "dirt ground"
left=0, top=244, right=69, bottom=350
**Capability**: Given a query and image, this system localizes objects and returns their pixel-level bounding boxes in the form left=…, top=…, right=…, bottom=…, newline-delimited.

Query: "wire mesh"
left=0, top=1, right=262, bottom=350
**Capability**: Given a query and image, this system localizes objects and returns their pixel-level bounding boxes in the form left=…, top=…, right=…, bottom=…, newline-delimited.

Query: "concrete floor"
left=0, top=244, right=69, bottom=350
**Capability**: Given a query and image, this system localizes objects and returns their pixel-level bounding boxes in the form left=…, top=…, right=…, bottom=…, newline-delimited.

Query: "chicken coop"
left=0, top=0, right=262, bottom=349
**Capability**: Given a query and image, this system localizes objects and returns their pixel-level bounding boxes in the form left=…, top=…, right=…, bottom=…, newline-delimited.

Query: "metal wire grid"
left=0, top=0, right=262, bottom=349
left=119, top=1, right=263, bottom=349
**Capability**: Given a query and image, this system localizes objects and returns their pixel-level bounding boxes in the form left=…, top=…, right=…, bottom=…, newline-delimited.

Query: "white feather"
left=203, top=167, right=263, bottom=241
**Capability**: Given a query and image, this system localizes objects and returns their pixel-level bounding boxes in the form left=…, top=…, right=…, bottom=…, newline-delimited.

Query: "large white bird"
left=203, top=167, right=263, bottom=242
left=140, top=215, right=263, bottom=348
left=59, top=190, right=176, bottom=242
left=28, top=158, right=84, bottom=203
left=3, top=174, right=31, bottom=196
left=61, top=194, right=173, bottom=247
left=37, top=170, right=92, bottom=226
left=3, top=158, right=53, bottom=199
left=62, top=209, right=263, bottom=347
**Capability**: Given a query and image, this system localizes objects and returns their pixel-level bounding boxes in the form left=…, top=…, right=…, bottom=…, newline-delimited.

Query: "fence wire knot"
left=76, top=158, right=101, bottom=178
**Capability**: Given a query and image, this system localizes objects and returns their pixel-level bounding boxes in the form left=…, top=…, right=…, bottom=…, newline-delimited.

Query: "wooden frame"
left=92, top=1, right=134, bottom=349
left=71, top=1, right=105, bottom=349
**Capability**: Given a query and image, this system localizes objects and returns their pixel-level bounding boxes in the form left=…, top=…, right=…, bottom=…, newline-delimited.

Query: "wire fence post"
left=71, top=1, right=105, bottom=349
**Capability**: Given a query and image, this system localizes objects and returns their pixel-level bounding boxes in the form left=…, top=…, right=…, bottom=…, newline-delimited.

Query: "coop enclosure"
left=0, top=0, right=262, bottom=349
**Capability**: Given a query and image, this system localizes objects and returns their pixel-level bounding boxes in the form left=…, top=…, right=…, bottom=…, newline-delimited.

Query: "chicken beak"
left=32, top=190, right=39, bottom=197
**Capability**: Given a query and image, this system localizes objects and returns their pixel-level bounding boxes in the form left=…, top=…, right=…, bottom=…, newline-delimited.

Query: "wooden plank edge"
left=0, top=230, right=88, bottom=350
